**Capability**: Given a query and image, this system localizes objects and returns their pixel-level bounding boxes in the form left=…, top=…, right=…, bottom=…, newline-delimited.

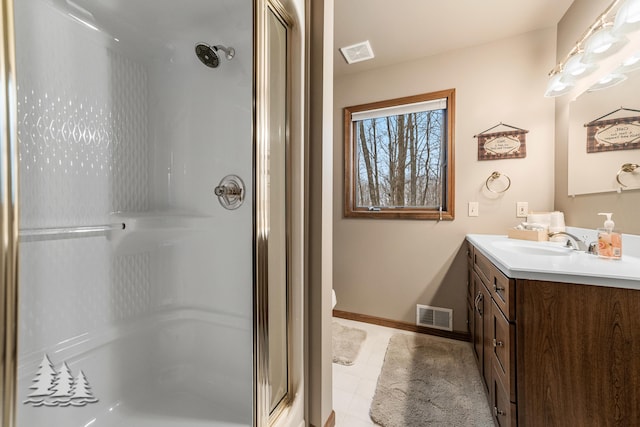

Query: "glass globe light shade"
left=612, top=0, right=640, bottom=36
left=587, top=73, right=628, bottom=91
left=616, top=51, right=640, bottom=73
left=545, top=73, right=575, bottom=97
left=583, top=26, right=628, bottom=62
left=561, top=52, right=598, bottom=80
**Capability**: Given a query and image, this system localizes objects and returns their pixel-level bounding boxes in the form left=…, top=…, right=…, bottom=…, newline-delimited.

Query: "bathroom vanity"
left=466, top=231, right=640, bottom=427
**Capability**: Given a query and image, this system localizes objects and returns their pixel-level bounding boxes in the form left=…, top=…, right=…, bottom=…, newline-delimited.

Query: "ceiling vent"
left=339, top=40, right=375, bottom=64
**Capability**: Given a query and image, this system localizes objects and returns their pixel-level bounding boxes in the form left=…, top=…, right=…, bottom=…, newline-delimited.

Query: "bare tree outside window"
left=344, top=89, right=455, bottom=220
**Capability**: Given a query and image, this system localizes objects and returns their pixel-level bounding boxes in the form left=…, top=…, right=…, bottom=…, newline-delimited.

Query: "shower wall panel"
left=145, top=3, right=253, bottom=317
left=16, top=0, right=157, bottom=358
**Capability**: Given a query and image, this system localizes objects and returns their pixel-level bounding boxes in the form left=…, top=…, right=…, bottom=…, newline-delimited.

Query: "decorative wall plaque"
left=585, top=113, right=640, bottom=153
left=475, top=123, right=528, bottom=161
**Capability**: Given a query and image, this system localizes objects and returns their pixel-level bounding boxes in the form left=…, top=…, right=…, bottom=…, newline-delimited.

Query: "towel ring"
left=485, top=171, right=511, bottom=193
left=616, top=163, right=639, bottom=187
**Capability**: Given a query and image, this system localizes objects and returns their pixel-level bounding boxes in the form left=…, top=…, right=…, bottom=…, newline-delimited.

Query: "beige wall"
left=333, top=28, right=557, bottom=332
left=307, top=0, right=334, bottom=426
left=554, top=0, right=640, bottom=234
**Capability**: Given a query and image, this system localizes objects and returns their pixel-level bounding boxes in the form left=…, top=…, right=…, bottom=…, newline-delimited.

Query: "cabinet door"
left=467, top=242, right=474, bottom=303
left=492, top=362, right=517, bottom=427
left=471, top=272, right=484, bottom=372
left=472, top=270, right=492, bottom=388
left=467, top=300, right=474, bottom=335
left=482, top=281, right=492, bottom=388
left=467, top=253, right=476, bottom=335
left=492, top=300, right=516, bottom=402
left=517, top=279, right=640, bottom=426
left=472, top=271, right=484, bottom=374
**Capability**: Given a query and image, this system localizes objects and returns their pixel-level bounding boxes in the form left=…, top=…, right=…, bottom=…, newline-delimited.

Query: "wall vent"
left=416, top=304, right=453, bottom=331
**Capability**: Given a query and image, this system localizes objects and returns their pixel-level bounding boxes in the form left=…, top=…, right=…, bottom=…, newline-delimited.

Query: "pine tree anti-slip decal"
left=23, top=354, right=98, bottom=407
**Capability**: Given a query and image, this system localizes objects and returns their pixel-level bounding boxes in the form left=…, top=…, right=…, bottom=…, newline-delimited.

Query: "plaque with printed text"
left=585, top=116, right=640, bottom=153
left=477, top=129, right=527, bottom=161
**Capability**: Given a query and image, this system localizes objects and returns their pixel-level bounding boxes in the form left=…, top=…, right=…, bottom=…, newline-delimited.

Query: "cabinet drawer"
left=492, top=300, right=516, bottom=402
left=491, top=263, right=514, bottom=319
left=492, top=363, right=517, bottom=427
left=474, top=249, right=515, bottom=319
left=473, top=248, right=492, bottom=285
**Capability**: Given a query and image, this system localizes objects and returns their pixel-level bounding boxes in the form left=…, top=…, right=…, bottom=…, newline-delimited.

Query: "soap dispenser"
left=597, top=213, right=622, bottom=259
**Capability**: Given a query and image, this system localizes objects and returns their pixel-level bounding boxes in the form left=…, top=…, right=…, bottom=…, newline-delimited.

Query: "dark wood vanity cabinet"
left=517, top=279, right=640, bottom=427
left=469, top=245, right=516, bottom=426
left=468, top=241, right=640, bottom=427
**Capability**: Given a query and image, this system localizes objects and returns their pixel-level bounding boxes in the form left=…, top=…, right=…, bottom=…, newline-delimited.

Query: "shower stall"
left=1, top=0, right=305, bottom=426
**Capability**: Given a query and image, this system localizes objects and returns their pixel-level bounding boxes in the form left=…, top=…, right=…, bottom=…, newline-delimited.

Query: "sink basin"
left=491, top=239, right=574, bottom=257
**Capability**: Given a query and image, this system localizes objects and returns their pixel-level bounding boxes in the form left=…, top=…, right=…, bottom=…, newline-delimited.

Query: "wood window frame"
left=343, top=89, right=455, bottom=220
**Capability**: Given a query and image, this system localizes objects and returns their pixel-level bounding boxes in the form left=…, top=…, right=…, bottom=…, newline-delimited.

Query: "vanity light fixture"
left=612, top=0, right=640, bottom=35
left=583, top=24, right=628, bottom=62
left=616, top=50, right=640, bottom=72
left=561, top=52, right=598, bottom=79
left=587, top=72, right=628, bottom=91
left=544, top=73, right=575, bottom=97
left=544, top=0, right=640, bottom=97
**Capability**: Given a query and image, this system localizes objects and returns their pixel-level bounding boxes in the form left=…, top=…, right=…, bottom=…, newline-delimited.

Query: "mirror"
left=568, top=68, right=640, bottom=195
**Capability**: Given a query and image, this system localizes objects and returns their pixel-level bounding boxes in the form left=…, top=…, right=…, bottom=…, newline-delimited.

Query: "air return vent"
left=416, top=304, right=453, bottom=331
left=339, top=40, right=375, bottom=64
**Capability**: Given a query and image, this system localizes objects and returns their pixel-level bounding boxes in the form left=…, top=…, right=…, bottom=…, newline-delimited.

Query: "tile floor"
left=332, top=318, right=419, bottom=427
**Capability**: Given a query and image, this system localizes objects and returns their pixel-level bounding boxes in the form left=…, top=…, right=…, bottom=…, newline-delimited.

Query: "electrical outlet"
left=516, top=202, right=528, bottom=218
left=468, top=202, right=479, bottom=217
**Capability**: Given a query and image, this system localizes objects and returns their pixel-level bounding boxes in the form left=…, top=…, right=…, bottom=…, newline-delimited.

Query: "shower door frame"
left=0, top=0, right=301, bottom=425
left=254, top=0, right=294, bottom=426
left=0, top=0, right=19, bottom=425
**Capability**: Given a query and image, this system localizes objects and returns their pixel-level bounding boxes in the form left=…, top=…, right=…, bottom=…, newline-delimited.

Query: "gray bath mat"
left=370, top=333, right=493, bottom=427
left=332, top=321, right=367, bottom=365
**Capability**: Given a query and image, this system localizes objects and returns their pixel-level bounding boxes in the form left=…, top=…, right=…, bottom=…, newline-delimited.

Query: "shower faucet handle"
left=214, top=175, right=245, bottom=210
left=214, top=184, right=242, bottom=197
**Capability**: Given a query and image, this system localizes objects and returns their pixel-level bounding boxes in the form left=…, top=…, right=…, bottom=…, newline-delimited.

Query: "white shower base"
left=17, top=309, right=252, bottom=427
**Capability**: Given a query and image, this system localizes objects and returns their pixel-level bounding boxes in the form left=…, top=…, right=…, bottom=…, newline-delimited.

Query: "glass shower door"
left=12, top=0, right=254, bottom=426
left=254, top=1, right=293, bottom=425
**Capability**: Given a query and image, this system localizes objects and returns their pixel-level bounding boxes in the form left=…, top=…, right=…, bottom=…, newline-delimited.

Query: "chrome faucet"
left=548, top=231, right=590, bottom=252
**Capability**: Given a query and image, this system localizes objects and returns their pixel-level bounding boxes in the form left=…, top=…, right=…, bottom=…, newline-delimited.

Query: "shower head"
left=195, top=43, right=235, bottom=68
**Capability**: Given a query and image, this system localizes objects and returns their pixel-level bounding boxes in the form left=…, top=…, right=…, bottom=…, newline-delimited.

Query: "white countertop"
left=466, top=227, right=640, bottom=289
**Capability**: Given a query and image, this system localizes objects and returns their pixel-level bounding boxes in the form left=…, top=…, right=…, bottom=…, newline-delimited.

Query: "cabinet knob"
left=493, top=338, right=504, bottom=347
left=494, top=407, right=506, bottom=416
left=493, top=283, right=505, bottom=292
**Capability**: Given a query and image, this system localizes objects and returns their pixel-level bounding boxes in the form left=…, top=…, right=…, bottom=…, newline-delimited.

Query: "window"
left=344, top=89, right=455, bottom=219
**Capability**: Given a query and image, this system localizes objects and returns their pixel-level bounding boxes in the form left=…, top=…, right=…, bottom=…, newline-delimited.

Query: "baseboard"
left=309, top=410, right=334, bottom=427
left=324, top=410, right=335, bottom=427
left=333, top=310, right=471, bottom=342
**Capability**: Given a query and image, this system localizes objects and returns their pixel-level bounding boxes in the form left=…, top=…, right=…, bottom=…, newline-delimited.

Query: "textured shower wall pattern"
left=16, top=0, right=153, bottom=359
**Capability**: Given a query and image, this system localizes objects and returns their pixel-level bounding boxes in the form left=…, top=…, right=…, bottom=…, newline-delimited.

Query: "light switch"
left=468, top=202, right=479, bottom=217
left=516, top=202, right=528, bottom=218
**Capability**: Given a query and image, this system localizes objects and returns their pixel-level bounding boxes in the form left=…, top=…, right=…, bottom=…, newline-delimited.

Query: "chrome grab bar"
left=19, top=223, right=125, bottom=242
